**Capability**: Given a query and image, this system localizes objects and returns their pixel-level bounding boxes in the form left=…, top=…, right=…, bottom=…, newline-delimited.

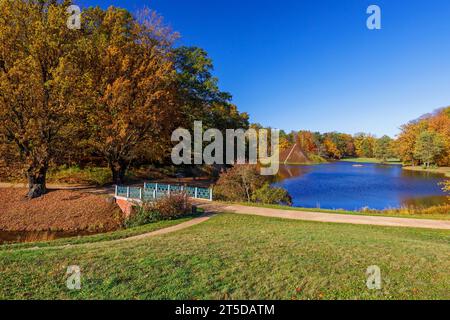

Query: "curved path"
left=19, top=214, right=213, bottom=251
left=196, top=202, right=450, bottom=230
left=116, top=214, right=212, bottom=243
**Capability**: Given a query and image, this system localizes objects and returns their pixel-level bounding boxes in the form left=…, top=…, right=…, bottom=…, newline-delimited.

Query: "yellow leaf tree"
left=77, top=7, right=180, bottom=183
left=0, top=0, right=81, bottom=198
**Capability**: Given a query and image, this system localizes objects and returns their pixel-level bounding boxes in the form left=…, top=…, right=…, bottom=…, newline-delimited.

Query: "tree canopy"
left=397, top=107, right=450, bottom=167
left=0, top=0, right=249, bottom=196
left=0, top=0, right=80, bottom=197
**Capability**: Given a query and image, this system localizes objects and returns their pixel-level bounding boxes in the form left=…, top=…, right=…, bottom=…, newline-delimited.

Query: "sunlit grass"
left=0, top=214, right=449, bottom=300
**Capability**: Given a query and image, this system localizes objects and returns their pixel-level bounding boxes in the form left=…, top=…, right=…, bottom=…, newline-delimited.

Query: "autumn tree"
left=414, top=131, right=445, bottom=168
left=354, top=133, right=376, bottom=158
left=427, top=107, right=450, bottom=166
left=0, top=0, right=80, bottom=198
left=374, top=135, right=395, bottom=163
left=397, top=107, right=450, bottom=167
left=323, top=137, right=341, bottom=159
left=297, top=131, right=318, bottom=154
left=76, top=7, right=180, bottom=184
left=278, top=130, right=291, bottom=151
left=396, top=121, right=426, bottom=166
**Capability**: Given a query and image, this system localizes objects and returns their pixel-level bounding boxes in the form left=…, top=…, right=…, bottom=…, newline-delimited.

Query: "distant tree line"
left=277, top=106, right=450, bottom=167
left=277, top=130, right=396, bottom=162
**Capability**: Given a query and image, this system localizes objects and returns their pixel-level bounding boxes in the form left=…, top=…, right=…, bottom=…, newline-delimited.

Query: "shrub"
left=213, top=165, right=267, bottom=202
left=252, top=183, right=292, bottom=205
left=152, top=193, right=193, bottom=220
left=213, top=164, right=292, bottom=204
left=124, top=205, right=161, bottom=228
left=125, top=193, right=192, bottom=228
left=308, top=154, right=327, bottom=163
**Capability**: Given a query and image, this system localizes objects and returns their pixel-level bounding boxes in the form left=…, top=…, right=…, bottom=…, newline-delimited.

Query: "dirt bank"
left=0, top=188, right=123, bottom=232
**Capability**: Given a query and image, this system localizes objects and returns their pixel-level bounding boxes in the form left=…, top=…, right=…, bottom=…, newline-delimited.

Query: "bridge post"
left=195, top=187, right=198, bottom=199
left=139, top=188, right=142, bottom=200
left=126, top=187, right=130, bottom=199
left=115, top=185, right=118, bottom=197
left=209, top=188, right=213, bottom=201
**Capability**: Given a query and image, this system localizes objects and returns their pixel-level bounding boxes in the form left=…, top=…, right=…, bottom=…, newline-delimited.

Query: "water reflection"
left=274, top=162, right=448, bottom=211
left=275, top=165, right=311, bottom=181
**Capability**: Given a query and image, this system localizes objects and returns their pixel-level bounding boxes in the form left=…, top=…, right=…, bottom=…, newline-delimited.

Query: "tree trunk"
left=110, top=160, right=128, bottom=185
left=27, top=165, right=48, bottom=199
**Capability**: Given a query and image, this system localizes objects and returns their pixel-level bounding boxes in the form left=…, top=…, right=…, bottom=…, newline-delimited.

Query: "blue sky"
left=75, top=0, right=450, bottom=137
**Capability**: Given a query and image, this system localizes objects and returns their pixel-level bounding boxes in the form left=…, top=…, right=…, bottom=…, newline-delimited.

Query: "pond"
left=274, top=162, right=448, bottom=211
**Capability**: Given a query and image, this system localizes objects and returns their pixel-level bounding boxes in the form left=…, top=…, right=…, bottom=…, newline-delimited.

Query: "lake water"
left=274, top=162, right=448, bottom=211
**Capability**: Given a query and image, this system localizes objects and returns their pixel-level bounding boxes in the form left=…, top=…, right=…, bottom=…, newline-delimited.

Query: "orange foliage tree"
left=0, top=0, right=80, bottom=198
left=396, top=107, right=450, bottom=167
left=76, top=7, right=180, bottom=184
left=297, top=131, right=318, bottom=154
left=323, top=138, right=342, bottom=159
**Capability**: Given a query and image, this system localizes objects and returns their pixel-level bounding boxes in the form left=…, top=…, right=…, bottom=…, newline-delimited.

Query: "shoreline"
left=339, top=158, right=402, bottom=165
left=402, top=166, right=450, bottom=178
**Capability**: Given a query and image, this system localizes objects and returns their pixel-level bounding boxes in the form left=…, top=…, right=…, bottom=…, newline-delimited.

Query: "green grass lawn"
left=1, top=214, right=449, bottom=300
left=235, top=202, right=450, bottom=220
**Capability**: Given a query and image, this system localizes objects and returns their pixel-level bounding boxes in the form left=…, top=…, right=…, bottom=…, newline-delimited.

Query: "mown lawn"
left=0, top=214, right=449, bottom=300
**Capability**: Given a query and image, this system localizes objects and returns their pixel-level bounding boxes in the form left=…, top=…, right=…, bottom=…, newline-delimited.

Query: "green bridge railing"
left=115, top=183, right=213, bottom=201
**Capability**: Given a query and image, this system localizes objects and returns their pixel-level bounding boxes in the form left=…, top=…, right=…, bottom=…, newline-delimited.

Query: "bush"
left=213, top=164, right=292, bottom=204
left=308, top=154, right=327, bottom=163
left=252, top=183, right=292, bottom=205
left=213, top=165, right=266, bottom=202
left=125, top=193, right=192, bottom=228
